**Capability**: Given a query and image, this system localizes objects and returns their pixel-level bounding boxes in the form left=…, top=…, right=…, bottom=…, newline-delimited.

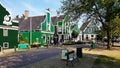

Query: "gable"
left=0, top=4, right=10, bottom=25
left=80, top=21, right=89, bottom=31
left=41, top=12, right=55, bottom=32
left=51, top=15, right=65, bottom=25
left=84, top=22, right=99, bottom=34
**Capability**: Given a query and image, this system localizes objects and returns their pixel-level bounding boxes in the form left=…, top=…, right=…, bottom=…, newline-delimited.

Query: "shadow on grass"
left=23, top=53, right=97, bottom=68
left=93, top=55, right=120, bottom=68
left=20, top=51, right=120, bottom=68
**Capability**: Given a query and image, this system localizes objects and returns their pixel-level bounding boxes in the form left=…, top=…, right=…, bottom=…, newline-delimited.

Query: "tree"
left=112, top=15, right=120, bottom=37
left=60, top=0, right=120, bottom=49
left=15, top=15, right=19, bottom=19
left=95, top=28, right=106, bottom=41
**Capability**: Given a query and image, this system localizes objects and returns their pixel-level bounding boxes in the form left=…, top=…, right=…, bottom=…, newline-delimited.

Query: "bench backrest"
left=65, top=51, right=75, bottom=60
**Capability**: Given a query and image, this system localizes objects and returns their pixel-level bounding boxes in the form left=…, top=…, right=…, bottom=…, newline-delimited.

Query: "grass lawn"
left=93, top=55, right=120, bottom=68
left=83, top=46, right=120, bottom=68
left=21, top=44, right=120, bottom=68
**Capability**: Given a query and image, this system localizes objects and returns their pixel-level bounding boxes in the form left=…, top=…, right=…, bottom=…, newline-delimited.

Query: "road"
left=0, top=48, right=61, bottom=68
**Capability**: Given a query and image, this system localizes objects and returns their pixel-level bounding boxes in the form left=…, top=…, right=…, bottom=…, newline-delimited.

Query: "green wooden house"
left=17, top=9, right=54, bottom=46
left=51, top=14, right=71, bottom=43
left=80, top=20, right=99, bottom=41
left=0, top=4, right=18, bottom=49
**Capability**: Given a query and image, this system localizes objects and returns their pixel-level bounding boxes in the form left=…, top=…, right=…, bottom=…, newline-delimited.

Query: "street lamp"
left=30, top=17, right=32, bottom=45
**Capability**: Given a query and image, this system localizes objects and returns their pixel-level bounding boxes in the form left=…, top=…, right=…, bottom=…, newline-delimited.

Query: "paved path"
left=0, top=48, right=61, bottom=68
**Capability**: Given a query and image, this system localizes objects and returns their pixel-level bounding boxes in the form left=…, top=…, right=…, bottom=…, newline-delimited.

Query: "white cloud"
left=22, top=2, right=44, bottom=16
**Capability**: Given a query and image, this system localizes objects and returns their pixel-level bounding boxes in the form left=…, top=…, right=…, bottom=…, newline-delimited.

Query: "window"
left=43, top=35, right=46, bottom=42
left=86, top=35, right=88, bottom=40
left=91, top=35, right=94, bottom=37
left=47, top=36, right=50, bottom=44
left=47, top=24, right=50, bottom=31
left=3, top=42, right=9, bottom=48
left=36, top=38, right=39, bottom=42
left=3, top=29, right=8, bottom=36
left=58, top=27, right=62, bottom=32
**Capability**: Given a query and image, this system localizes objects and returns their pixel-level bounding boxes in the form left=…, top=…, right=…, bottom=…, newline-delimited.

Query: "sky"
left=0, top=0, right=83, bottom=27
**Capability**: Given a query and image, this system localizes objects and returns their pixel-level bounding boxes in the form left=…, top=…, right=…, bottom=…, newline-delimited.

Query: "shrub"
left=63, top=41, right=75, bottom=45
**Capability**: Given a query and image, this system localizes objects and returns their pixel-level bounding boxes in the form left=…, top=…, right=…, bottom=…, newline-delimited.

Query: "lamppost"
left=30, top=17, right=32, bottom=45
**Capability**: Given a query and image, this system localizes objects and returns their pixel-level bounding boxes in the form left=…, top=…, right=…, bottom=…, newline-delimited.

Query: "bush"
left=75, top=41, right=83, bottom=44
left=63, top=41, right=75, bottom=45
left=19, top=41, right=26, bottom=44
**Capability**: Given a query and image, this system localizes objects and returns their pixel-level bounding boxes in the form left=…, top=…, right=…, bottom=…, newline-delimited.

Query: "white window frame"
left=3, top=42, right=9, bottom=48
left=58, top=27, right=62, bottom=32
left=3, top=29, right=8, bottom=36
left=47, top=24, right=50, bottom=31
left=36, top=38, right=39, bottom=42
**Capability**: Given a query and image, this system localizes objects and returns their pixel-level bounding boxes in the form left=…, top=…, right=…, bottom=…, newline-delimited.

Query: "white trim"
left=0, top=2, right=12, bottom=16
left=41, top=31, right=54, bottom=34
left=12, top=20, right=19, bottom=23
left=12, top=26, right=18, bottom=29
left=41, top=15, right=46, bottom=30
left=3, top=15, right=12, bottom=26
left=0, top=25, right=18, bottom=30
left=46, top=11, right=52, bottom=31
left=3, top=42, right=9, bottom=48
left=83, top=22, right=91, bottom=32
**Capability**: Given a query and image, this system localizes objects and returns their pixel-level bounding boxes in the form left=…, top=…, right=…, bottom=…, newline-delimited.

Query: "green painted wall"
left=40, top=32, right=54, bottom=46
left=32, top=31, right=41, bottom=44
left=0, top=4, right=10, bottom=25
left=19, top=31, right=54, bottom=46
left=19, top=31, right=30, bottom=44
left=0, top=4, right=18, bottom=49
left=12, top=22, right=18, bottom=26
left=19, top=12, right=54, bottom=46
left=42, top=21, right=46, bottom=31
left=0, top=29, right=18, bottom=48
left=46, top=13, right=50, bottom=23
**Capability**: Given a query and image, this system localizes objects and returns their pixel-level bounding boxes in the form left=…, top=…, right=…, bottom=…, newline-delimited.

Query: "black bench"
left=65, top=50, right=78, bottom=66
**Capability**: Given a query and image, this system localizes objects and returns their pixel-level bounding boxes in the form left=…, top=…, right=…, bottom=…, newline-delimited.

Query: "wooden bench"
left=65, top=50, right=78, bottom=66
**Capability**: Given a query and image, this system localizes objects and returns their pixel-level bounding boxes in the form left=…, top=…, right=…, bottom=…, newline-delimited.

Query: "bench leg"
left=66, top=61, right=74, bottom=66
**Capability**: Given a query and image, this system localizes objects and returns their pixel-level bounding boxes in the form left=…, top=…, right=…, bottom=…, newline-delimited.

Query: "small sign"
left=61, top=49, right=68, bottom=60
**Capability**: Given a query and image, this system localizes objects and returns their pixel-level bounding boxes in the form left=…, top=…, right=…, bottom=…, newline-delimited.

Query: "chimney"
left=56, top=10, right=60, bottom=17
left=24, top=10, right=29, bottom=19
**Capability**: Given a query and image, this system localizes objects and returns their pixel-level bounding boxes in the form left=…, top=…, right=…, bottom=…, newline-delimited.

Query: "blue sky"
left=0, top=0, right=82, bottom=27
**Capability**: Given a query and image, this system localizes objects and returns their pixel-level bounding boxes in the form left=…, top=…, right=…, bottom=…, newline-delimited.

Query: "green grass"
left=94, top=55, right=114, bottom=64
left=94, top=55, right=120, bottom=68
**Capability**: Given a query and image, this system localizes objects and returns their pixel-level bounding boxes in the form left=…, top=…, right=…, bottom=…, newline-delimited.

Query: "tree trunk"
left=106, top=30, right=112, bottom=49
